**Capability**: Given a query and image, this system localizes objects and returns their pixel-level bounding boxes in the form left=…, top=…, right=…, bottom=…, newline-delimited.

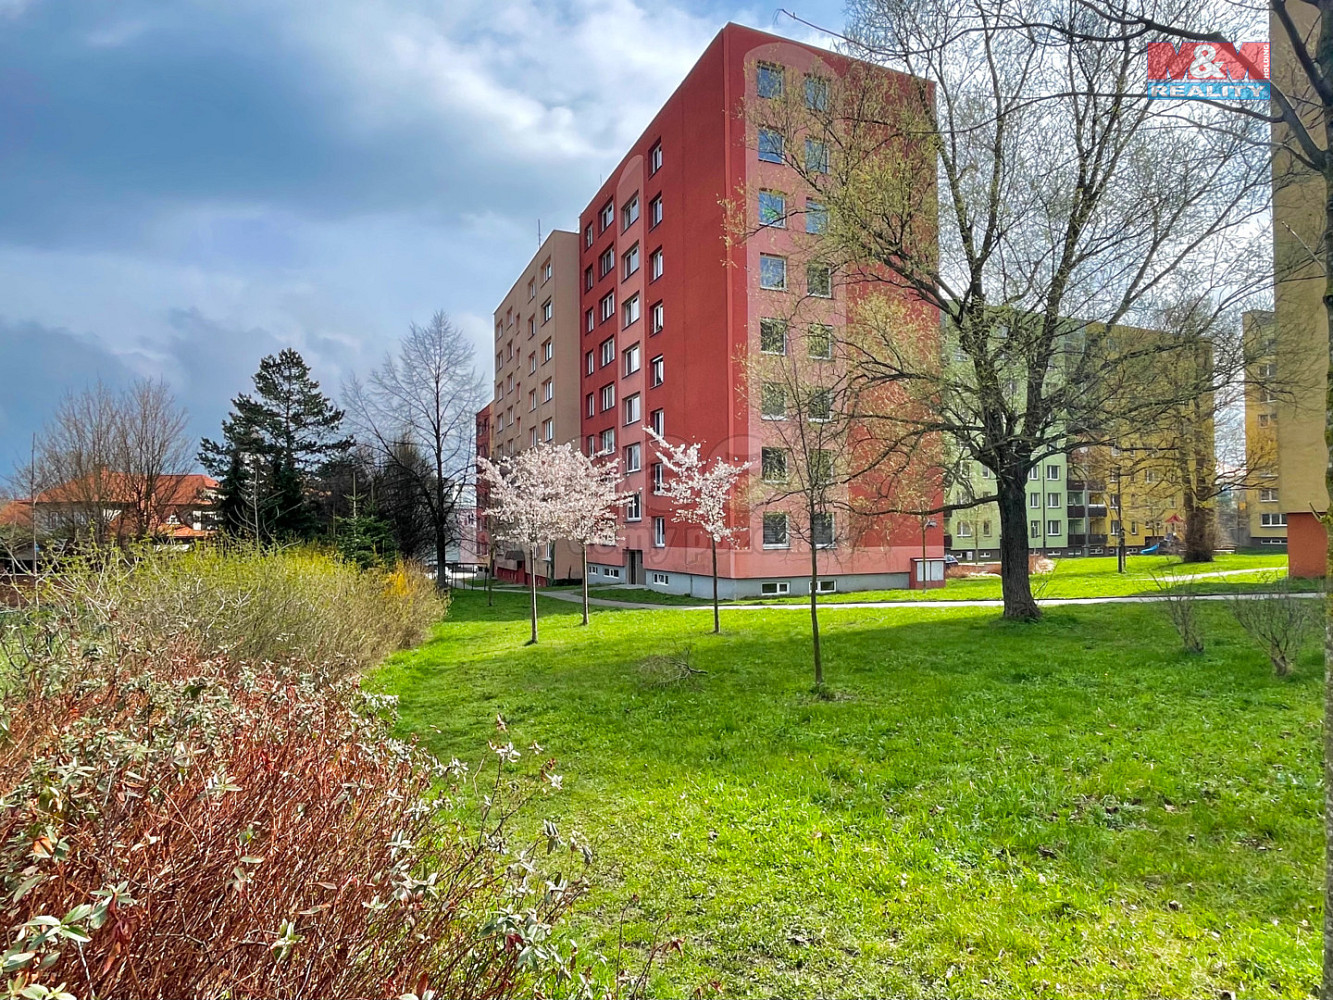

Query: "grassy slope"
left=373, top=590, right=1321, bottom=998
left=575, top=552, right=1300, bottom=606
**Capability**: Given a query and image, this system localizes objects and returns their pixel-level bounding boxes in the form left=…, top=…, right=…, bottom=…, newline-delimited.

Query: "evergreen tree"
left=200, top=349, right=351, bottom=540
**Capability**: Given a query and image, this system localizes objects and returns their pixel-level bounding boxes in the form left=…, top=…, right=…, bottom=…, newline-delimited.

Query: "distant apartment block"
left=1272, top=3, right=1329, bottom=577
left=1242, top=309, right=1286, bottom=548
left=484, top=230, right=583, bottom=584
left=565, top=23, right=938, bottom=597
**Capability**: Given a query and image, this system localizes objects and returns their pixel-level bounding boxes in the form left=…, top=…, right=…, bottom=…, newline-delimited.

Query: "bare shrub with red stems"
left=0, top=554, right=609, bottom=1000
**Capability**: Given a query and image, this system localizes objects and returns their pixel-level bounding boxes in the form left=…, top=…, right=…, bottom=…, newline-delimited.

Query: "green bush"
left=39, top=542, right=445, bottom=678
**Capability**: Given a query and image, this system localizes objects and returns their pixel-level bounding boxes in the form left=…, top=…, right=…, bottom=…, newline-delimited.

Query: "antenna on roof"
left=538, top=219, right=543, bottom=246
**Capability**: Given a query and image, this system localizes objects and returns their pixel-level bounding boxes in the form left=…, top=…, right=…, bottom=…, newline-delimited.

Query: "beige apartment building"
left=1242, top=309, right=1287, bottom=548
left=1271, top=3, right=1329, bottom=577
left=486, top=230, right=584, bottom=584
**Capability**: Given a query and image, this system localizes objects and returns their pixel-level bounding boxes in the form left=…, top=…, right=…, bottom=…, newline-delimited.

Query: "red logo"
left=1146, top=41, right=1269, bottom=100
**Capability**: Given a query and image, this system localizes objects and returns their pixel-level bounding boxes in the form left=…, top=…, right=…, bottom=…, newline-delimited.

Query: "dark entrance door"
left=626, top=549, right=643, bottom=585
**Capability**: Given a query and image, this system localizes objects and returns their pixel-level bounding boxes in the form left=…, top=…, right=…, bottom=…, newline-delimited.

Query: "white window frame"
left=762, top=512, right=790, bottom=549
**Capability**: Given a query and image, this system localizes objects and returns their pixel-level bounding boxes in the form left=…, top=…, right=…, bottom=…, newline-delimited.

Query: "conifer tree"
left=200, top=349, right=351, bottom=540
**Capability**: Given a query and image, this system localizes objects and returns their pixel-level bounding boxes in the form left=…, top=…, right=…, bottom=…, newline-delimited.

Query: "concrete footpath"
left=491, top=584, right=1321, bottom=613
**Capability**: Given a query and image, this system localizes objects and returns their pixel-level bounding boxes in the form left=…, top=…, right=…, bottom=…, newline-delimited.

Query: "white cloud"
left=272, top=0, right=727, bottom=164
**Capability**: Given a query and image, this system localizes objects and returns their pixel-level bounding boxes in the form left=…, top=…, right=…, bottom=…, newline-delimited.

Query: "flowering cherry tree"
left=648, top=430, right=750, bottom=634
left=479, top=443, right=630, bottom=641
left=478, top=445, right=578, bottom=645
left=562, top=449, right=633, bottom=626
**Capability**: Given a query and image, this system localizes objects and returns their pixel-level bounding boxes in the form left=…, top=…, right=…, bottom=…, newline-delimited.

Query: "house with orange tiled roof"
left=1, top=472, right=218, bottom=546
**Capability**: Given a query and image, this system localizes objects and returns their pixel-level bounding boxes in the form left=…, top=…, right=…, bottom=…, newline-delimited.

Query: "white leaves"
left=647, top=429, right=750, bottom=542
left=479, top=443, right=630, bottom=549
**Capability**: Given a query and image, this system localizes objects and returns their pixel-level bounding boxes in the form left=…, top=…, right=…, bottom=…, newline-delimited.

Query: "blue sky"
left=0, top=0, right=845, bottom=481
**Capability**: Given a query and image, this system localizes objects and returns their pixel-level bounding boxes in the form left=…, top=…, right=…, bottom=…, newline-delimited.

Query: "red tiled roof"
left=36, top=473, right=218, bottom=507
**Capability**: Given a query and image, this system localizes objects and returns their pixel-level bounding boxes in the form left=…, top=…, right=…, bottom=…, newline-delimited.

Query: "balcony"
left=1069, top=478, right=1106, bottom=492
left=1086, top=503, right=1109, bottom=518
left=1067, top=504, right=1086, bottom=518
left=1068, top=533, right=1110, bottom=549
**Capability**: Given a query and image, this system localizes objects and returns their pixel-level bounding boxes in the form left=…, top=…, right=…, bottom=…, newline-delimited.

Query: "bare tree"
left=742, top=301, right=908, bottom=686
left=743, top=0, right=1268, bottom=620
left=114, top=379, right=193, bottom=539
left=28, top=379, right=192, bottom=545
left=649, top=430, right=751, bottom=635
left=1041, top=3, right=1331, bottom=983
left=344, top=312, right=484, bottom=590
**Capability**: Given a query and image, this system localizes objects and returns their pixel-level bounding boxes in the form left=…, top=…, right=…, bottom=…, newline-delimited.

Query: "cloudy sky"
left=0, top=0, right=844, bottom=480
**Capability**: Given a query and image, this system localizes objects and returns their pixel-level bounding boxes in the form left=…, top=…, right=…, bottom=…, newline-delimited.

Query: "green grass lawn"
left=373, top=590, right=1322, bottom=998
left=579, top=552, right=1301, bottom=607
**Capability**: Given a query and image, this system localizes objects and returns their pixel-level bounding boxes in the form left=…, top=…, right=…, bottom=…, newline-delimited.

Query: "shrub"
left=1152, top=574, right=1205, bottom=653
left=1, top=629, right=587, bottom=1000
left=1229, top=577, right=1321, bottom=677
left=38, top=542, right=445, bottom=679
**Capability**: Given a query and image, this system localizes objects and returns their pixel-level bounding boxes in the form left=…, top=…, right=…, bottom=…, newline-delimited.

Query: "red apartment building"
left=573, top=23, right=940, bottom=597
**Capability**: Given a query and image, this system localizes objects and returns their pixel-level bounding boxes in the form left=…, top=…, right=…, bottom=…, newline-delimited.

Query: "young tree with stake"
left=648, top=430, right=750, bottom=634
left=563, top=449, right=633, bottom=626
left=477, top=444, right=584, bottom=644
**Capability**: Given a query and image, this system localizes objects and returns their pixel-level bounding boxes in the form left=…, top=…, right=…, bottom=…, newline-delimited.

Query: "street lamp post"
left=922, top=516, right=937, bottom=587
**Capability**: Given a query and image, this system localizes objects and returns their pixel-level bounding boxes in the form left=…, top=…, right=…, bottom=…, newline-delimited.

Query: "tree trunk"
left=996, top=472, right=1040, bottom=620
left=434, top=516, right=449, bottom=594
left=809, top=513, right=823, bottom=687
left=486, top=549, right=494, bottom=606
left=581, top=544, right=589, bottom=626
left=527, top=547, right=538, bottom=645
left=1181, top=485, right=1214, bottom=564
left=711, top=537, right=720, bottom=634
left=1321, top=124, right=1333, bottom=1000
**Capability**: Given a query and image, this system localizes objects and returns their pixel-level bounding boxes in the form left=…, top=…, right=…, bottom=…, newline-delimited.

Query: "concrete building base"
left=590, top=563, right=909, bottom=599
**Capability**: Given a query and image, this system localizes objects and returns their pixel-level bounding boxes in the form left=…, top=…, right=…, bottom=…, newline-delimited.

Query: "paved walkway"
left=492, top=583, right=1320, bottom=613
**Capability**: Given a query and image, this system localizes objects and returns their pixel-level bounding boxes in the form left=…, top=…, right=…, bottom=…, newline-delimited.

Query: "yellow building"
left=1071, top=441, right=1200, bottom=553
left=1271, top=2, right=1330, bottom=577
left=1242, top=309, right=1287, bottom=548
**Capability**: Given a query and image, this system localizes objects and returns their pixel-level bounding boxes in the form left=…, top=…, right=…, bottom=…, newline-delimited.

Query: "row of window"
left=758, top=191, right=828, bottom=232
left=760, top=319, right=834, bottom=359
left=756, top=131, right=828, bottom=172
left=757, top=62, right=829, bottom=111
left=1028, top=492, right=1065, bottom=509
left=585, top=341, right=666, bottom=381
left=760, top=383, right=832, bottom=421
left=587, top=192, right=665, bottom=247
left=586, top=411, right=665, bottom=456
left=587, top=295, right=666, bottom=336
left=762, top=512, right=835, bottom=548
left=759, top=447, right=834, bottom=485
left=591, top=243, right=664, bottom=287
left=969, top=464, right=1063, bottom=481
left=496, top=298, right=554, bottom=342
left=494, top=339, right=555, bottom=401
left=759, top=255, right=832, bottom=295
